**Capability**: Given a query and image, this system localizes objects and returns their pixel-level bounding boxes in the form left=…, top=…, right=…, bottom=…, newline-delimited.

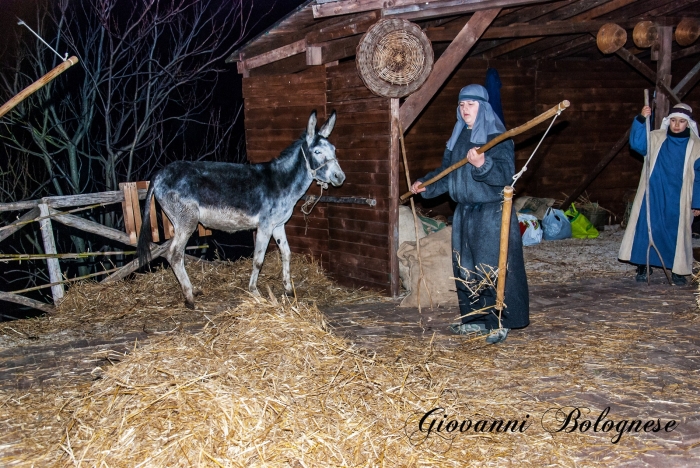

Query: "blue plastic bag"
left=542, top=207, right=572, bottom=240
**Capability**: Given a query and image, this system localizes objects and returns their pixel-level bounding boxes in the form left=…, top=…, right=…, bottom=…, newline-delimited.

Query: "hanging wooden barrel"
left=675, top=17, right=700, bottom=46
left=633, top=21, right=658, bottom=48
left=597, top=23, right=627, bottom=54
left=356, top=19, right=434, bottom=98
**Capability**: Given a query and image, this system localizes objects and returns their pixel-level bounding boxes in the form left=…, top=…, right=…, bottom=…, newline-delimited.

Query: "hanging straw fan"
left=356, top=19, right=434, bottom=98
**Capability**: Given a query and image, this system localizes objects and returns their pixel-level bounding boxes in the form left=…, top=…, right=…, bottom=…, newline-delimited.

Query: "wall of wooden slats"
left=404, top=57, right=700, bottom=218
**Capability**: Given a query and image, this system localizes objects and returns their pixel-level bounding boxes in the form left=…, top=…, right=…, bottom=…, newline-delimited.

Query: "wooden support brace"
left=399, top=8, right=500, bottom=132
left=48, top=207, right=132, bottom=246
left=0, top=290, right=55, bottom=314
left=102, top=240, right=172, bottom=283
left=0, top=207, right=40, bottom=243
left=37, top=202, right=64, bottom=304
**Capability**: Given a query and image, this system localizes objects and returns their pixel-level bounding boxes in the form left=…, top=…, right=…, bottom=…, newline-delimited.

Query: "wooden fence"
left=0, top=185, right=207, bottom=314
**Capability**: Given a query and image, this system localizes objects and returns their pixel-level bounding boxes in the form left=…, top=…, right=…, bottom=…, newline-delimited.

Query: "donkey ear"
left=306, top=110, right=317, bottom=146
left=318, top=110, right=336, bottom=138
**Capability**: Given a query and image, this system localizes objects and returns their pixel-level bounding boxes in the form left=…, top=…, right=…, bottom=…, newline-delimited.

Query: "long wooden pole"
left=0, top=56, right=79, bottom=120
left=495, top=186, right=514, bottom=327
left=400, top=100, right=570, bottom=202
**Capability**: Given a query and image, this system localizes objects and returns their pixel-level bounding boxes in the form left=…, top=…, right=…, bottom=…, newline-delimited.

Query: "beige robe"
left=619, top=129, right=700, bottom=275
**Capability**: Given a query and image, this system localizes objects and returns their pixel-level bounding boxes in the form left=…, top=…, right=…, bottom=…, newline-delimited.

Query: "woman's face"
left=669, top=117, right=688, bottom=133
left=459, top=100, right=479, bottom=128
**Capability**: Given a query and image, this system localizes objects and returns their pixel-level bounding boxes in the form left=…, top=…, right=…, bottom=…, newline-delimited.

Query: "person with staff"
left=410, top=84, right=529, bottom=343
left=619, top=103, right=700, bottom=285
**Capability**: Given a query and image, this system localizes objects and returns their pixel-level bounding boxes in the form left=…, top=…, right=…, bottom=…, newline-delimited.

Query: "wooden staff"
left=0, top=56, right=79, bottom=120
left=400, top=100, right=570, bottom=202
left=643, top=89, right=671, bottom=284
left=495, top=186, right=513, bottom=326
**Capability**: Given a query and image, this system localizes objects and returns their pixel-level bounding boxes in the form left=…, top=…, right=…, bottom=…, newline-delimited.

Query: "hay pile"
left=1, top=255, right=678, bottom=466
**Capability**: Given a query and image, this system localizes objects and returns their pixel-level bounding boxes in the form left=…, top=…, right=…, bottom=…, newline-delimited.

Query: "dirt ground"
left=1, top=231, right=699, bottom=466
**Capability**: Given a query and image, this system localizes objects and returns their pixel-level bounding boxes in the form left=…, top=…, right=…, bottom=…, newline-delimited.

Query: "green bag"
left=564, top=203, right=599, bottom=239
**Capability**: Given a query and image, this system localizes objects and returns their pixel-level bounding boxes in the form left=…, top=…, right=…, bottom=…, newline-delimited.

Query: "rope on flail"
left=17, top=19, right=69, bottom=61
left=511, top=107, right=564, bottom=188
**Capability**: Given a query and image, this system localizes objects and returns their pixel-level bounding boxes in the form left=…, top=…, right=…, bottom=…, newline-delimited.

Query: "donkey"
left=137, top=110, right=343, bottom=308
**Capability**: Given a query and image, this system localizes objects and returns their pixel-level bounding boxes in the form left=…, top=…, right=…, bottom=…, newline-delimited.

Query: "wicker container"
left=597, top=23, right=627, bottom=54
left=675, top=17, right=700, bottom=47
left=633, top=21, right=658, bottom=48
left=356, top=19, right=434, bottom=98
left=580, top=206, right=608, bottom=231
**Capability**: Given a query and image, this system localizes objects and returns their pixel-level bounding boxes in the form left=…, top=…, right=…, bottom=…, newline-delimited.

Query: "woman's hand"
left=641, top=106, right=651, bottom=118
left=692, top=209, right=700, bottom=217
left=410, top=180, right=426, bottom=194
left=467, top=147, right=484, bottom=167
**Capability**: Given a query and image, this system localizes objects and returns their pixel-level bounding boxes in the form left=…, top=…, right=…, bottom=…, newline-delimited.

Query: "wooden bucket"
left=597, top=23, right=627, bottom=54
left=675, top=17, right=700, bottom=46
left=633, top=21, right=658, bottom=48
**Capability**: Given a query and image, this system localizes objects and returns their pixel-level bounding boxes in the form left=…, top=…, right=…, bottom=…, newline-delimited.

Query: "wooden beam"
left=305, top=11, right=379, bottom=43
left=247, top=53, right=310, bottom=77
left=37, top=203, right=64, bottom=304
left=399, top=8, right=500, bottom=132
left=307, top=35, right=363, bottom=66
left=481, top=0, right=637, bottom=58
left=0, top=207, right=39, bottom=243
left=102, top=240, right=172, bottom=283
left=672, top=43, right=700, bottom=61
left=389, top=98, right=400, bottom=298
left=237, top=39, right=307, bottom=73
left=654, top=26, right=673, bottom=128
left=529, top=34, right=595, bottom=60
left=560, top=129, right=631, bottom=211
left=614, top=47, right=680, bottom=104
left=675, top=60, right=700, bottom=99
left=0, top=291, right=55, bottom=314
left=382, top=0, right=555, bottom=21
left=313, top=0, right=542, bottom=19
left=48, top=208, right=133, bottom=246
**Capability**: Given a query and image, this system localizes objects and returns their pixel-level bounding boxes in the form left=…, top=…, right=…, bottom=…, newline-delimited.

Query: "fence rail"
left=0, top=187, right=180, bottom=315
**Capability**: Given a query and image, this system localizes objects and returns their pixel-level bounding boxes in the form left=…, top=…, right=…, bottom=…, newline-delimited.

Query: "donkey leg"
left=249, top=228, right=272, bottom=296
left=272, top=224, right=293, bottom=295
left=162, top=204, right=199, bottom=309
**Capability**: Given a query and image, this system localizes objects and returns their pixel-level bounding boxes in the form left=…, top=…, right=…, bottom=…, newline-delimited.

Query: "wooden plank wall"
left=404, top=57, right=700, bottom=219
left=325, top=62, right=394, bottom=292
left=242, top=67, right=331, bottom=269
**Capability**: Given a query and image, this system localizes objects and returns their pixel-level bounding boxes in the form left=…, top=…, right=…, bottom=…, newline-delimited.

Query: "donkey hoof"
left=193, top=289, right=203, bottom=297
left=185, top=301, right=195, bottom=310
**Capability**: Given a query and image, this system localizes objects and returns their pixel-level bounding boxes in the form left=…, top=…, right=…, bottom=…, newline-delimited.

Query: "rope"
left=17, top=19, right=68, bottom=62
left=511, top=109, right=563, bottom=188
left=299, top=145, right=332, bottom=233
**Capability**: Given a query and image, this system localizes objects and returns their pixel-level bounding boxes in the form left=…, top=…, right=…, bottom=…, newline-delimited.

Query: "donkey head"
left=305, top=110, right=345, bottom=187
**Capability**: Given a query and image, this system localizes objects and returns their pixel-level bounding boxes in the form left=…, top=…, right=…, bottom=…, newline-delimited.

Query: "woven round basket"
left=596, top=23, right=627, bottom=54
left=675, top=17, right=700, bottom=47
left=633, top=21, right=658, bottom=48
left=356, top=19, right=434, bottom=98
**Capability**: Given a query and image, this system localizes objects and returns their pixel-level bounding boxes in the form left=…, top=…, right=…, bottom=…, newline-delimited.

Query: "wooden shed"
left=227, top=0, right=700, bottom=296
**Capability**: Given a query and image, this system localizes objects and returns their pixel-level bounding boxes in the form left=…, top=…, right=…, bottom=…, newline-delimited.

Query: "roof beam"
left=313, top=0, right=539, bottom=19
left=236, top=39, right=307, bottom=75
left=305, top=11, right=379, bottom=43
left=382, top=0, right=556, bottom=21
left=306, top=35, right=363, bottom=65
left=481, top=0, right=637, bottom=58
left=399, top=8, right=500, bottom=132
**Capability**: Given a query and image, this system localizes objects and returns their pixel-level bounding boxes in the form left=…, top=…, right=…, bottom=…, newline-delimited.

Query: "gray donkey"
left=138, top=111, right=343, bottom=308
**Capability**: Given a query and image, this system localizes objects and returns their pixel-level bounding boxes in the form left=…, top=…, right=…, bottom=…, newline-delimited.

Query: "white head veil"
left=660, top=103, right=698, bottom=137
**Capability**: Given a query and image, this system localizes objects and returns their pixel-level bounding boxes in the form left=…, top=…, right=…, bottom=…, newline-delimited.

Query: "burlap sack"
left=398, top=205, right=427, bottom=290
left=397, top=226, right=458, bottom=308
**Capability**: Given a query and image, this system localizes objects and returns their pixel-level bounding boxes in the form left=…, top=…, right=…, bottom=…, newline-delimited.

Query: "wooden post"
left=389, top=98, right=401, bottom=297
left=495, top=186, right=514, bottom=324
left=38, top=202, right=64, bottom=303
left=653, top=26, right=673, bottom=129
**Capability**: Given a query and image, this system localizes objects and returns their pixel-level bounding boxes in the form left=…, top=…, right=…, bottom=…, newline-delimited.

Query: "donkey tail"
left=137, top=180, right=157, bottom=267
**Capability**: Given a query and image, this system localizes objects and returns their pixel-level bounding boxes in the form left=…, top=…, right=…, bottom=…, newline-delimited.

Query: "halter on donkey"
left=137, top=111, right=344, bottom=308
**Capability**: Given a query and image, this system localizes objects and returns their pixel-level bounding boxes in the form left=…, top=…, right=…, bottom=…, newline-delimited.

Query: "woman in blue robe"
left=619, top=103, right=700, bottom=285
left=410, top=84, right=529, bottom=344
